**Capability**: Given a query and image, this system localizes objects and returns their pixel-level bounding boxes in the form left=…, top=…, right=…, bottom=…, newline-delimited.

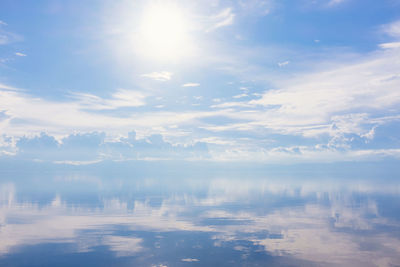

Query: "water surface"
left=0, top=162, right=399, bottom=266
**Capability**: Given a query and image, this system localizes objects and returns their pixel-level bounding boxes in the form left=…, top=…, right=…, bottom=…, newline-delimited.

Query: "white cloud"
left=141, top=71, right=172, bottom=81
left=70, top=89, right=146, bottom=110
left=0, top=83, right=18, bottom=91
left=1, top=32, right=400, bottom=162
left=15, top=52, right=26, bottom=57
left=383, top=20, right=400, bottom=38
left=237, top=0, right=274, bottom=16
left=0, top=22, right=22, bottom=46
left=103, top=236, right=143, bottom=257
left=181, top=258, right=199, bottom=262
left=182, top=83, right=200, bottom=87
left=0, top=85, right=236, bottom=139
left=207, top=8, right=235, bottom=32
left=0, top=195, right=212, bottom=256
left=245, top=46, right=400, bottom=137
left=232, top=93, right=248, bottom=99
left=379, top=42, right=400, bottom=49
left=2, top=176, right=400, bottom=266
left=328, top=0, right=346, bottom=6
left=0, top=34, right=9, bottom=45
left=278, top=61, right=290, bottom=67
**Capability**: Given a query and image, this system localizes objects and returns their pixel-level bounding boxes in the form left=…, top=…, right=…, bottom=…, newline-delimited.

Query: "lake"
left=0, top=162, right=399, bottom=266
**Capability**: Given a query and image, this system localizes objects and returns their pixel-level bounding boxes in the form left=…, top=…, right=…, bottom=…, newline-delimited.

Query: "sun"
left=138, top=2, right=190, bottom=61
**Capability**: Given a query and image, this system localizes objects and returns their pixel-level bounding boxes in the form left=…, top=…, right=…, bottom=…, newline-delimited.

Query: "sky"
left=1, top=0, right=400, bottom=163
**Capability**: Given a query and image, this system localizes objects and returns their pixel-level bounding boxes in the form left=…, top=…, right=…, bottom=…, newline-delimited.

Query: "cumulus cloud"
left=2, top=28, right=400, bottom=162
left=16, top=132, right=105, bottom=161
left=141, top=71, right=172, bottom=81
left=12, top=131, right=209, bottom=162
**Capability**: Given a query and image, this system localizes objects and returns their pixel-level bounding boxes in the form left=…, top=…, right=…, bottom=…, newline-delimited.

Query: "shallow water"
left=0, top=163, right=400, bottom=266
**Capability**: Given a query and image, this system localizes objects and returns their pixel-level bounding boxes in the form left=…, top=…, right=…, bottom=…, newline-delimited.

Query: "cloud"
left=1, top=32, right=400, bottom=163
left=141, top=71, right=172, bottom=81
left=15, top=52, right=26, bottom=57
left=15, top=132, right=106, bottom=161
left=327, top=0, right=346, bottom=6
left=0, top=22, right=22, bottom=45
left=237, top=0, right=274, bottom=16
left=232, top=93, right=248, bottom=99
left=0, top=34, right=9, bottom=45
left=182, top=83, right=200, bottom=87
left=12, top=131, right=210, bottom=162
left=0, top=83, right=18, bottom=91
left=246, top=46, right=400, bottom=138
left=181, top=258, right=199, bottom=262
left=379, top=42, right=400, bottom=49
left=199, top=43, right=400, bottom=161
left=278, top=61, right=289, bottom=67
left=207, top=8, right=235, bottom=32
left=0, top=83, right=239, bottom=140
left=103, top=236, right=143, bottom=257
left=211, top=101, right=252, bottom=108
left=383, top=20, right=400, bottom=38
left=1, top=173, right=400, bottom=265
left=70, top=89, right=146, bottom=110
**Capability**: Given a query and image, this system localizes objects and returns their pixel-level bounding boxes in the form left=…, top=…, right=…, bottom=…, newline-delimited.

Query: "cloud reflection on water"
left=0, top=171, right=400, bottom=266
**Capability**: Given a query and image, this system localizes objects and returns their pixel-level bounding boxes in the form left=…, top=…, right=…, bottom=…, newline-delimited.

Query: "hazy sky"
left=1, top=0, right=400, bottom=162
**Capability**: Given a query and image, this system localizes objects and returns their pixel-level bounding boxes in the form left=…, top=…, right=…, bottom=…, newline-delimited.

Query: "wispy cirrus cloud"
left=327, top=0, right=346, bottom=6
left=182, top=83, right=200, bottom=87
left=0, top=21, right=22, bottom=45
left=141, top=71, right=172, bottom=81
left=379, top=42, right=400, bottom=49
left=232, top=93, right=248, bottom=99
left=278, top=61, right=290, bottom=67
left=15, top=52, right=26, bottom=57
left=0, top=84, right=236, bottom=139
left=249, top=47, right=400, bottom=129
left=70, top=89, right=146, bottom=110
left=382, top=20, right=400, bottom=38
left=209, top=43, right=400, bottom=153
left=207, top=8, right=235, bottom=32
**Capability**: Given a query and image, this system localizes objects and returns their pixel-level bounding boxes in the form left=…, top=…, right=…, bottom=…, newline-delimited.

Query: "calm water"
left=0, top=162, right=400, bottom=266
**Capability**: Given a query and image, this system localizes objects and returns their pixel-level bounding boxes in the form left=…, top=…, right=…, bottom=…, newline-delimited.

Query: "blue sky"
left=1, top=0, right=400, bottom=162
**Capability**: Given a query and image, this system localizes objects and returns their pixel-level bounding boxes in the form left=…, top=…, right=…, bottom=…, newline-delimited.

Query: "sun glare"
left=138, top=3, right=190, bottom=61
